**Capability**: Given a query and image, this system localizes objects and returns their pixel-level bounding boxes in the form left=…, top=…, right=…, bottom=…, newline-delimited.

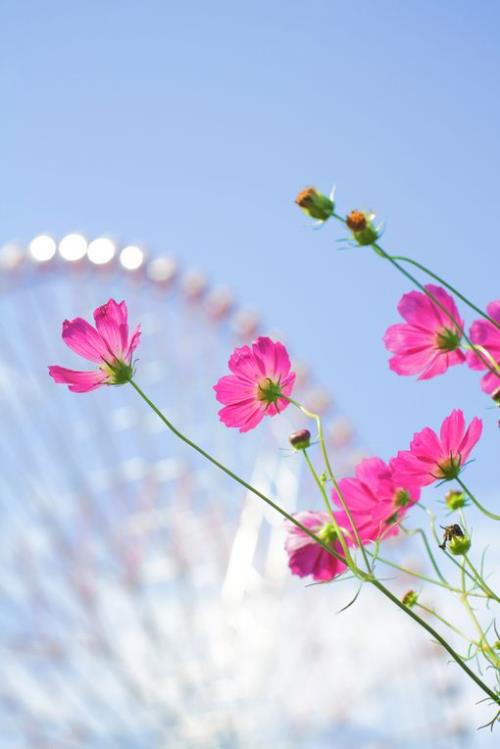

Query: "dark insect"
left=439, top=523, right=464, bottom=551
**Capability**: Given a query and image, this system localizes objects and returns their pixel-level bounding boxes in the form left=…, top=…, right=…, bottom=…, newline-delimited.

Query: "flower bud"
left=346, top=210, right=379, bottom=245
left=402, top=590, right=418, bottom=608
left=448, top=532, right=471, bottom=556
left=445, top=489, right=466, bottom=511
left=295, top=187, right=334, bottom=222
left=289, top=428, right=311, bottom=450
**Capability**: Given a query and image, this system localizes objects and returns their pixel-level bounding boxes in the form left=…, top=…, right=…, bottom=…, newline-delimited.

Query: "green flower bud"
left=448, top=533, right=471, bottom=556
left=445, top=489, right=466, bottom=511
left=295, top=187, right=334, bottom=222
left=402, top=590, right=418, bottom=608
left=289, top=428, right=311, bottom=450
left=346, top=210, right=379, bottom=245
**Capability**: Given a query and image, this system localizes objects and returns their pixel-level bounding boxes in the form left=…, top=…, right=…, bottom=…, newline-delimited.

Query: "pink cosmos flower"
left=284, top=511, right=349, bottom=581
left=391, top=409, right=482, bottom=487
left=331, top=457, right=421, bottom=542
left=466, top=300, right=500, bottom=397
left=383, top=284, right=466, bottom=380
left=49, top=299, right=141, bottom=393
left=214, top=337, right=296, bottom=432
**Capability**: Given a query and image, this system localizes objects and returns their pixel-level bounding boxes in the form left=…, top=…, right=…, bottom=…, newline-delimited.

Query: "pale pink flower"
left=331, top=457, right=421, bottom=542
left=466, top=300, right=500, bottom=397
left=383, top=284, right=466, bottom=380
left=391, top=409, right=482, bottom=487
left=285, top=511, right=348, bottom=581
left=49, top=299, right=141, bottom=393
left=214, top=337, right=296, bottom=432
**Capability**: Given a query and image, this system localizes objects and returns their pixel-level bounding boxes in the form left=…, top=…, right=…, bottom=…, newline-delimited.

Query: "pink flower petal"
left=213, top=375, right=256, bottom=405
left=93, top=299, right=129, bottom=358
left=62, top=318, right=110, bottom=363
left=48, top=366, right=108, bottom=393
left=457, top=416, right=483, bottom=462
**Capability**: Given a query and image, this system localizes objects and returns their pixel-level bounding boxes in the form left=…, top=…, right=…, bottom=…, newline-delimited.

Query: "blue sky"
left=1, top=0, right=499, bottom=493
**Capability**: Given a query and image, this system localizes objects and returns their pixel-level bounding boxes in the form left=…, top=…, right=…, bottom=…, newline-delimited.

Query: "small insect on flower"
left=438, top=524, right=470, bottom=555
left=48, top=299, right=141, bottom=393
left=213, top=337, right=296, bottom=432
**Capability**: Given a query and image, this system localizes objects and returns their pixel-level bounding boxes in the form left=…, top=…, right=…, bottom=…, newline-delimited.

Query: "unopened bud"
left=295, top=187, right=334, bottom=222
left=449, top=533, right=471, bottom=556
left=402, top=590, right=418, bottom=608
left=493, top=387, right=500, bottom=405
left=346, top=209, right=379, bottom=245
left=289, top=428, right=311, bottom=450
left=445, top=489, right=466, bottom=511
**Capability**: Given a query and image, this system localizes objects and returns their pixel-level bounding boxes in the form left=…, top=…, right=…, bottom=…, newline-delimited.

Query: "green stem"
left=464, top=555, right=500, bottom=603
left=288, top=398, right=371, bottom=572
left=128, top=379, right=345, bottom=565
left=370, top=578, right=499, bottom=705
left=390, top=255, right=499, bottom=329
left=128, top=378, right=499, bottom=707
left=415, top=602, right=473, bottom=642
left=332, top=212, right=497, bottom=377
left=365, top=550, right=488, bottom=598
left=460, top=562, right=500, bottom=669
left=402, top=525, right=448, bottom=583
left=302, top=448, right=355, bottom=569
left=456, top=477, right=500, bottom=522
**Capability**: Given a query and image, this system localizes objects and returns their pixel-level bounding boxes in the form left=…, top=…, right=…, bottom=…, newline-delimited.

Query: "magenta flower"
left=466, top=300, right=500, bottom=397
left=331, top=457, right=421, bottom=542
left=383, top=284, right=466, bottom=380
left=285, top=511, right=348, bottom=581
left=391, top=409, right=483, bottom=487
left=49, top=299, right=141, bottom=393
left=214, top=337, right=296, bottom=432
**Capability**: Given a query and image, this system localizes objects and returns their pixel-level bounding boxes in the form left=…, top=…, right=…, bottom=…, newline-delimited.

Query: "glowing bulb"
left=29, top=234, right=56, bottom=262
left=120, top=245, right=144, bottom=270
left=147, top=257, right=177, bottom=284
left=59, top=233, right=88, bottom=261
left=87, top=237, right=116, bottom=265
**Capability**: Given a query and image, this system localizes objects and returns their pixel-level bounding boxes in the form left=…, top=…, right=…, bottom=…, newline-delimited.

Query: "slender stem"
left=415, top=602, right=473, bottom=642
left=332, top=211, right=497, bottom=376
left=365, top=550, right=488, bottom=598
left=128, top=378, right=499, bottom=706
left=456, top=477, right=500, bottom=521
left=460, top=562, right=500, bottom=669
left=370, top=578, right=499, bottom=705
left=464, top=555, right=500, bottom=603
left=390, top=255, right=499, bottom=329
left=402, top=525, right=448, bottom=583
left=302, top=448, right=355, bottom=568
left=463, top=343, right=500, bottom=375
left=288, top=397, right=371, bottom=571
left=128, top=378, right=345, bottom=565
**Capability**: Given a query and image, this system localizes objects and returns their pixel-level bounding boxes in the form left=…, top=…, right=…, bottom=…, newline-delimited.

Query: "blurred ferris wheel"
left=0, top=233, right=472, bottom=749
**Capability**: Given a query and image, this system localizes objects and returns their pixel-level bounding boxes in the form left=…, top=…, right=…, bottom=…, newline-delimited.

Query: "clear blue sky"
left=1, top=0, right=499, bottom=492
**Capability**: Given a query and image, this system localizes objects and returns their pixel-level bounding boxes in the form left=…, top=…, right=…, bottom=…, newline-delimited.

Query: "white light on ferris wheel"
left=29, top=234, right=57, bottom=262
left=58, top=233, right=88, bottom=261
left=87, top=236, right=116, bottom=265
left=119, top=244, right=145, bottom=270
